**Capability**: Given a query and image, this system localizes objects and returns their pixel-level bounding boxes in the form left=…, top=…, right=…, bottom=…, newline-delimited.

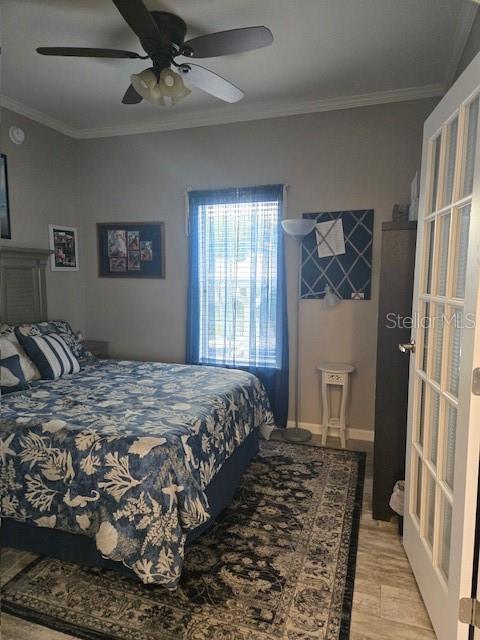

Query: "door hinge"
left=472, top=368, right=480, bottom=395
left=459, top=598, right=480, bottom=627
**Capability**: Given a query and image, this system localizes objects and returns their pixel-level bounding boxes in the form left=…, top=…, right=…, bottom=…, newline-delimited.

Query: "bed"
left=0, top=247, right=274, bottom=589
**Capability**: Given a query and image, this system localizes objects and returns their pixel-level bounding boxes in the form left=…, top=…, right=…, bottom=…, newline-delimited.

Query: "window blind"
left=196, top=198, right=280, bottom=367
left=186, top=184, right=289, bottom=426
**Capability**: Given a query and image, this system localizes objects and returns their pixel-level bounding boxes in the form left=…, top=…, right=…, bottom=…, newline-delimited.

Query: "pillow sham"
left=0, top=325, right=40, bottom=382
left=0, top=323, right=14, bottom=337
left=1, top=354, right=27, bottom=393
left=15, top=320, right=88, bottom=360
left=18, top=333, right=80, bottom=380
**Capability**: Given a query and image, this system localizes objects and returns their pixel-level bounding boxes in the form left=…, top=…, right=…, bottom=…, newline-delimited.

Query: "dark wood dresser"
left=373, top=221, right=417, bottom=520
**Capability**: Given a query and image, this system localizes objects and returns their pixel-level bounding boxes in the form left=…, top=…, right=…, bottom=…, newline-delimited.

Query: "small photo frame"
left=1, top=154, right=11, bottom=240
left=49, top=225, right=79, bottom=271
left=127, top=230, right=140, bottom=251
left=128, top=251, right=141, bottom=270
left=140, top=240, right=153, bottom=261
left=110, top=257, right=126, bottom=272
left=97, top=222, right=165, bottom=278
left=108, top=229, right=127, bottom=257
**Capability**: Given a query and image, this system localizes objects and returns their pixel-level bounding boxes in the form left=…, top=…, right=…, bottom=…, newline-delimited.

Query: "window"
left=187, top=185, right=285, bottom=370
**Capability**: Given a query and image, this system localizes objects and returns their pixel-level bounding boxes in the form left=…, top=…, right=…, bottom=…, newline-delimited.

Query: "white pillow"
left=0, top=335, right=40, bottom=382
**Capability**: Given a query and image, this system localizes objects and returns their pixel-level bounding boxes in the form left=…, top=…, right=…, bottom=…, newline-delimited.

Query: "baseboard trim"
left=286, top=420, right=374, bottom=442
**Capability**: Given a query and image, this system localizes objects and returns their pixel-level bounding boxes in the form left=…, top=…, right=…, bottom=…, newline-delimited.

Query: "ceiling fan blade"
left=37, top=47, right=142, bottom=59
left=182, top=26, right=273, bottom=58
left=111, top=0, right=162, bottom=54
left=122, top=84, right=143, bottom=104
left=178, top=64, right=243, bottom=103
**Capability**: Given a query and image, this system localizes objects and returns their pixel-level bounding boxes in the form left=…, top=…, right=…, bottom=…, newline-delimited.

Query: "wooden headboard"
left=0, top=246, right=53, bottom=325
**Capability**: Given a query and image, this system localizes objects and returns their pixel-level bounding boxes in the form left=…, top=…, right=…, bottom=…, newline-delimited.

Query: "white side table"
left=317, top=362, right=355, bottom=448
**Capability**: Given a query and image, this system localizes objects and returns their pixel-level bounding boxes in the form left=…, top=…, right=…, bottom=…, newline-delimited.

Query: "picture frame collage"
left=97, top=222, right=165, bottom=278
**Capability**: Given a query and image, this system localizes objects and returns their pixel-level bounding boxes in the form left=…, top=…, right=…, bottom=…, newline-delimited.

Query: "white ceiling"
left=1, top=0, right=478, bottom=138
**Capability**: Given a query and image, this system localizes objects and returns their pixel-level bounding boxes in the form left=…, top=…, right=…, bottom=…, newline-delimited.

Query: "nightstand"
left=83, top=340, right=109, bottom=359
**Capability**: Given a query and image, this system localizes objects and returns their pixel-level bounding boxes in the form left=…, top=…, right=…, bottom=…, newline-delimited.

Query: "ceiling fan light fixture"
left=158, top=68, right=178, bottom=97
left=158, top=68, right=191, bottom=103
left=171, top=84, right=191, bottom=105
left=136, top=67, right=191, bottom=106
left=130, top=68, right=157, bottom=98
left=146, top=82, right=166, bottom=106
left=37, top=8, right=273, bottom=108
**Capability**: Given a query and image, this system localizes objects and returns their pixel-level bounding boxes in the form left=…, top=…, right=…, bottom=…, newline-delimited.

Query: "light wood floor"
left=339, top=438, right=437, bottom=640
left=0, top=437, right=437, bottom=640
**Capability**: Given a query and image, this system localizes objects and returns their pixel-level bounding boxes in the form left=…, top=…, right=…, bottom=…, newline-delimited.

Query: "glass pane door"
left=403, top=52, right=480, bottom=640
left=411, top=95, right=478, bottom=583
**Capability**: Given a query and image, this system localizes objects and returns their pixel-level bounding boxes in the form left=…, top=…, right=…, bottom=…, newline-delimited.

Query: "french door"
left=404, top=51, right=480, bottom=640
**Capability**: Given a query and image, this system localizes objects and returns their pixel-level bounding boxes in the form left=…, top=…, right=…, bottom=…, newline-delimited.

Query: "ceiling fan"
left=36, top=0, right=273, bottom=107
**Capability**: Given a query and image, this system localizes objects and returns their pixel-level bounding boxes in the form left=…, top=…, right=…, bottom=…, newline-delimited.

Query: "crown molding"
left=75, top=84, right=444, bottom=139
left=1, top=83, right=444, bottom=141
left=0, top=95, right=77, bottom=138
left=443, top=2, right=479, bottom=89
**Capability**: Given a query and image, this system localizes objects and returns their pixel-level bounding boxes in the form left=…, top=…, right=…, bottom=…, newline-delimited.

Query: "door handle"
left=399, top=340, right=416, bottom=354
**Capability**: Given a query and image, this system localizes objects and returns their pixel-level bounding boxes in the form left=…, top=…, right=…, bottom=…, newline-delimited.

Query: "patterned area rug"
left=2, top=441, right=365, bottom=640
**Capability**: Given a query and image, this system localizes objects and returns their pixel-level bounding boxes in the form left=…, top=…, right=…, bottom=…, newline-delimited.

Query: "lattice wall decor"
left=301, top=210, right=374, bottom=300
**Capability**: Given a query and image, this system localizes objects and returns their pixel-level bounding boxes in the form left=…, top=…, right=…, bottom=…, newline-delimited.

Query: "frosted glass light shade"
left=158, top=68, right=191, bottom=101
left=171, top=83, right=192, bottom=104
left=147, top=82, right=166, bottom=106
left=132, top=68, right=191, bottom=107
left=281, top=218, right=316, bottom=239
left=130, top=69, right=157, bottom=98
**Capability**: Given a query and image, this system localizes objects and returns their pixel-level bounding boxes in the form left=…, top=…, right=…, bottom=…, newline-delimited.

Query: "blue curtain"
left=186, top=184, right=289, bottom=427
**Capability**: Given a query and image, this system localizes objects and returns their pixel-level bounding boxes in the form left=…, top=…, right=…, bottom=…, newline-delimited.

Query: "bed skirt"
left=1, top=429, right=260, bottom=580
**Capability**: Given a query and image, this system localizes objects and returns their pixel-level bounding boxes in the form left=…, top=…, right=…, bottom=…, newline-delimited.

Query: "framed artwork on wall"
left=97, top=222, right=165, bottom=278
left=300, top=209, right=374, bottom=300
left=49, top=224, right=79, bottom=271
left=1, top=154, right=11, bottom=239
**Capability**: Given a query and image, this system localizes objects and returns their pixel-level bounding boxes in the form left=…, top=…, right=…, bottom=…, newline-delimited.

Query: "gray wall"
left=0, top=98, right=436, bottom=433
left=0, top=109, right=86, bottom=331
left=76, top=98, right=437, bottom=433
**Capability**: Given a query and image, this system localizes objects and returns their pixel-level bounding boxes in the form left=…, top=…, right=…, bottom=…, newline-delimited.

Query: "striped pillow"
left=19, top=333, right=80, bottom=380
left=15, top=321, right=89, bottom=360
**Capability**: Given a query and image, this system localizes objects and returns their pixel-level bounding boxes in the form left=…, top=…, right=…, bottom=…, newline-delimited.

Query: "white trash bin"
left=389, top=480, right=405, bottom=517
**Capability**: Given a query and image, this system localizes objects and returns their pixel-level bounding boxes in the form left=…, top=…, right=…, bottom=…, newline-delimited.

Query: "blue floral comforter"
left=0, top=359, right=274, bottom=588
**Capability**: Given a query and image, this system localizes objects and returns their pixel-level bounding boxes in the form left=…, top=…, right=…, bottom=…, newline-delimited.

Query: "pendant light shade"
left=130, top=67, right=191, bottom=107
